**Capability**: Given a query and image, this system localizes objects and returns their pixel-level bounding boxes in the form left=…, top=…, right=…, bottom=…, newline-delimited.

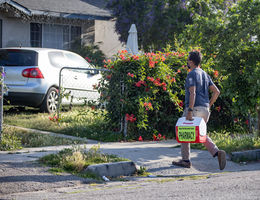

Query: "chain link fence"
left=57, top=67, right=106, bottom=116
left=57, top=67, right=130, bottom=137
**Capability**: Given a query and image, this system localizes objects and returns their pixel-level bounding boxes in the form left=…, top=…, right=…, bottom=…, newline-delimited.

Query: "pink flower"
left=153, top=134, right=158, bottom=141
left=138, top=136, right=143, bottom=141
left=120, top=54, right=125, bottom=60
left=178, top=101, right=184, bottom=107
left=126, top=114, right=136, bottom=123
left=85, top=57, right=91, bottom=63
left=153, top=80, right=161, bottom=86
left=135, top=80, right=146, bottom=87
left=135, top=82, right=142, bottom=87
left=149, top=60, right=155, bottom=68
left=132, top=55, right=139, bottom=60
left=161, top=56, right=165, bottom=62
left=127, top=72, right=134, bottom=78
left=147, top=76, right=155, bottom=82
left=214, top=70, right=219, bottom=78
left=144, top=102, right=152, bottom=110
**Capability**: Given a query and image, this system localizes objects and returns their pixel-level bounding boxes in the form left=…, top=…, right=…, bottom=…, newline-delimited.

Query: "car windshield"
left=0, top=49, right=38, bottom=66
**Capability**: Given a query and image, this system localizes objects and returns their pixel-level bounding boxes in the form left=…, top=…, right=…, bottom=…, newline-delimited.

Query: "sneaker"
left=172, top=160, right=192, bottom=168
left=218, top=150, right=226, bottom=170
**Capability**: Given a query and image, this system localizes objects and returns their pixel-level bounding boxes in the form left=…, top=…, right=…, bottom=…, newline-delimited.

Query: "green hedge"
left=99, top=46, right=227, bottom=140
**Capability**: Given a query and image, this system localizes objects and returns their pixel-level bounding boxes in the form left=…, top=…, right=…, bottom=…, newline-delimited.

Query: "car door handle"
left=73, top=76, right=78, bottom=80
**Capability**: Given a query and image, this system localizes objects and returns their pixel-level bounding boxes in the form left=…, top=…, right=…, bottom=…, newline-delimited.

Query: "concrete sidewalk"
left=1, top=139, right=259, bottom=177
left=1, top=138, right=260, bottom=197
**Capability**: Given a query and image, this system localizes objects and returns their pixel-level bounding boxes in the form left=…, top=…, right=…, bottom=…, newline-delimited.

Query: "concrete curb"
left=84, top=161, right=137, bottom=178
left=230, top=149, right=260, bottom=162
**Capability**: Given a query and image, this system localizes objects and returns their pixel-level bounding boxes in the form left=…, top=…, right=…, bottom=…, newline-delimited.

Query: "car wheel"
left=40, top=87, right=59, bottom=113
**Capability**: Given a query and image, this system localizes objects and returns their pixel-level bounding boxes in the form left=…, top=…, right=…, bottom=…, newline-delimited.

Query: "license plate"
left=178, top=126, right=196, bottom=141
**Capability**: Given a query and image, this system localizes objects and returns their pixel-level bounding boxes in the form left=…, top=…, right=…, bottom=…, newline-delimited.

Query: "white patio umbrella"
left=126, top=24, right=139, bottom=55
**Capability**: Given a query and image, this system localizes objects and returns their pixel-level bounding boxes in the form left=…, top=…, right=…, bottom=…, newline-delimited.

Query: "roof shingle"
left=12, top=0, right=111, bottom=18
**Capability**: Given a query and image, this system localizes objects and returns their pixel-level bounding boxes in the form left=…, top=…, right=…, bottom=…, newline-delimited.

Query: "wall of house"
left=0, top=11, right=124, bottom=58
left=0, top=13, right=30, bottom=47
left=95, top=20, right=124, bottom=58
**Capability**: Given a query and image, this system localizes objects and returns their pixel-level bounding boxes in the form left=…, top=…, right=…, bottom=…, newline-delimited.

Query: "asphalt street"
left=0, top=139, right=260, bottom=200
left=2, top=170, right=260, bottom=200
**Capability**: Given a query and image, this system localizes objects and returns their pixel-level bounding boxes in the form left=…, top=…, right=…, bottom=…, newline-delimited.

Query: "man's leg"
left=204, top=136, right=219, bottom=156
left=193, top=107, right=226, bottom=170
left=172, top=142, right=191, bottom=168
left=172, top=109, right=192, bottom=168
left=181, top=143, right=190, bottom=160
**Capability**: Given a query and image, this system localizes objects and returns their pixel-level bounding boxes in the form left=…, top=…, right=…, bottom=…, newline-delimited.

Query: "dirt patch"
left=0, top=161, right=93, bottom=195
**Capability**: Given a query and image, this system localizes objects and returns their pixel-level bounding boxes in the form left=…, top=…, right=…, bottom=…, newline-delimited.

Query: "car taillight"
left=22, top=68, right=44, bottom=78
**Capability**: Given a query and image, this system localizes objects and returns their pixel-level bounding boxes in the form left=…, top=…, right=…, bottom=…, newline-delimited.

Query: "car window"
left=0, top=49, right=38, bottom=66
left=64, top=52, right=90, bottom=68
left=48, top=51, right=66, bottom=68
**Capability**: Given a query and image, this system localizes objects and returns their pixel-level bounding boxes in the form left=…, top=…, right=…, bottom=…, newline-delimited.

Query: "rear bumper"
left=4, top=92, right=45, bottom=107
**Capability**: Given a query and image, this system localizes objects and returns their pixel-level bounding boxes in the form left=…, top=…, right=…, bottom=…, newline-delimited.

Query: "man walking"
left=172, top=51, right=226, bottom=170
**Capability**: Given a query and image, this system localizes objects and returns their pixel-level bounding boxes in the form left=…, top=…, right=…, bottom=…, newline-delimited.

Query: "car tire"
left=40, top=87, right=59, bottom=113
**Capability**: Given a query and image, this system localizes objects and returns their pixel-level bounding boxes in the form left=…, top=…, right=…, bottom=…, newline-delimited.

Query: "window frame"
left=30, top=23, right=82, bottom=49
left=30, top=23, right=42, bottom=47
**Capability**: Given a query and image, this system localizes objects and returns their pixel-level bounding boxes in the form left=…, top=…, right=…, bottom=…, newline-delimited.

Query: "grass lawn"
left=190, top=131, right=260, bottom=154
left=2, top=106, right=260, bottom=154
left=0, top=125, right=84, bottom=151
left=3, top=106, right=122, bottom=142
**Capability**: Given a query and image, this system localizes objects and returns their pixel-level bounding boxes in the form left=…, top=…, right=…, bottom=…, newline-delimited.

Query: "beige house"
left=0, top=0, right=124, bottom=58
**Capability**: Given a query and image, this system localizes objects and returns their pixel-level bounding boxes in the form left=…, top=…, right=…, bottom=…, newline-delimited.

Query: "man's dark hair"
left=188, top=51, right=202, bottom=66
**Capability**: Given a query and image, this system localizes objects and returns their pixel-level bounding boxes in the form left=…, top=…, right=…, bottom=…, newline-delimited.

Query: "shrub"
left=99, top=45, right=225, bottom=140
left=71, top=43, right=106, bottom=68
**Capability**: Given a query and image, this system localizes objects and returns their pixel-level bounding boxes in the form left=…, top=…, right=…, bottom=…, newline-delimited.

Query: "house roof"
left=0, top=0, right=112, bottom=20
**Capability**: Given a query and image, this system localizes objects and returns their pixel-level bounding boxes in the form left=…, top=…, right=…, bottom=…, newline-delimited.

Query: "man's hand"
left=186, top=111, right=193, bottom=121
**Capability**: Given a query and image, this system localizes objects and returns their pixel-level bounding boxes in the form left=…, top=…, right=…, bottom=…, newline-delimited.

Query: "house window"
left=0, top=19, right=2, bottom=48
left=43, top=24, right=68, bottom=49
left=70, top=26, right=82, bottom=49
left=30, top=23, right=42, bottom=47
left=30, top=23, right=81, bottom=50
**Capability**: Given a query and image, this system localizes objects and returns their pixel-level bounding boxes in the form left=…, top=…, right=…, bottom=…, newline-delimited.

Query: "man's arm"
left=186, top=86, right=196, bottom=120
left=209, top=84, right=220, bottom=108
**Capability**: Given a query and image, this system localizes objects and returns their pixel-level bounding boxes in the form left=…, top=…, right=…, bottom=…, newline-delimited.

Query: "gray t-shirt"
left=185, top=68, right=214, bottom=108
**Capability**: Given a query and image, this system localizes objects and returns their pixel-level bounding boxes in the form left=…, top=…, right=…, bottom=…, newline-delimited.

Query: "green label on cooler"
left=178, top=126, right=196, bottom=141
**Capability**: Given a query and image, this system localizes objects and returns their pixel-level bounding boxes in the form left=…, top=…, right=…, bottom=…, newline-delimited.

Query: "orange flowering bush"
left=99, top=46, right=222, bottom=140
